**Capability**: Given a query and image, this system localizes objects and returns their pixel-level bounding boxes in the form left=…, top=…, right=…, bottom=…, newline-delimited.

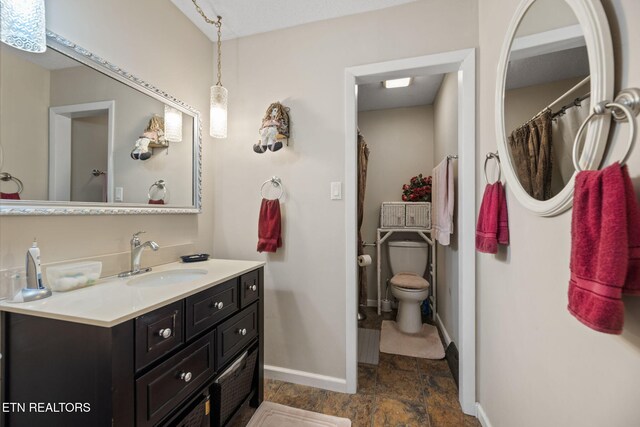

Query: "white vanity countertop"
left=0, top=259, right=265, bottom=327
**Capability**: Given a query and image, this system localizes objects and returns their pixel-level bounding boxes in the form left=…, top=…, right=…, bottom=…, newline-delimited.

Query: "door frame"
left=344, top=48, right=477, bottom=414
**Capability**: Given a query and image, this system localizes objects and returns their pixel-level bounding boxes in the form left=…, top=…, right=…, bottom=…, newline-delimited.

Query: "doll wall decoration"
left=131, top=115, right=168, bottom=161
left=253, top=102, right=290, bottom=153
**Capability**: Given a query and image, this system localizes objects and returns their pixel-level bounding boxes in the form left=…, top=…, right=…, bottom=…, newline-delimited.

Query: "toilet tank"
left=388, top=240, right=429, bottom=276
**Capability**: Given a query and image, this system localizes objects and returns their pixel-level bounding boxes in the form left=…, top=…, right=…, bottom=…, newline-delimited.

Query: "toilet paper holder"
left=362, top=241, right=377, bottom=247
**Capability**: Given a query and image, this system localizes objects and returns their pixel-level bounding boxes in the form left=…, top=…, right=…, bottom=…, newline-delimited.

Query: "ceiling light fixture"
left=192, top=0, right=227, bottom=138
left=383, top=77, right=412, bottom=89
left=0, top=0, right=46, bottom=53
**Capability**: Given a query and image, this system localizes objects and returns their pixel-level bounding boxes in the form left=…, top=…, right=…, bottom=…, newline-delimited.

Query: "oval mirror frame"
left=495, top=0, right=614, bottom=216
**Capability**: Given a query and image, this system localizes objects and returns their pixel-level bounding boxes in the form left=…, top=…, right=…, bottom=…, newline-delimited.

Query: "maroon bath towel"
left=568, top=163, right=640, bottom=334
left=0, top=192, right=20, bottom=200
left=257, top=199, right=282, bottom=253
left=476, top=182, right=509, bottom=254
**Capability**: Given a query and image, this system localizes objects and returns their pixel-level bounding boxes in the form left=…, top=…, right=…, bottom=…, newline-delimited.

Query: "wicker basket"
left=380, top=203, right=406, bottom=228
left=211, top=347, right=258, bottom=427
left=405, top=202, right=431, bottom=228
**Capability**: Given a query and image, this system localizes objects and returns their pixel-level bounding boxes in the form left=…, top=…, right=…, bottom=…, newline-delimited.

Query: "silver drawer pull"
left=179, top=371, right=192, bottom=382
left=247, top=284, right=257, bottom=292
left=237, top=328, right=247, bottom=336
left=158, top=328, right=172, bottom=339
left=213, top=301, right=224, bottom=310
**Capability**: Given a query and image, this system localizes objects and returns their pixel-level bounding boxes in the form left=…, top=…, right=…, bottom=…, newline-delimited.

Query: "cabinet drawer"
left=136, top=300, right=184, bottom=371
left=216, top=303, right=258, bottom=369
left=186, top=279, right=239, bottom=340
left=239, top=270, right=260, bottom=308
left=136, top=331, right=215, bottom=427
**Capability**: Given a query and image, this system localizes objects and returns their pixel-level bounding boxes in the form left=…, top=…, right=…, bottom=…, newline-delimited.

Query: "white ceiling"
left=506, top=46, right=589, bottom=90
left=358, top=74, right=445, bottom=112
left=170, top=0, right=418, bottom=41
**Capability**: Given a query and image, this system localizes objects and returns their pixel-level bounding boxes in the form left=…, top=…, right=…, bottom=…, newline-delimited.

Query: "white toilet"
left=388, top=240, right=430, bottom=334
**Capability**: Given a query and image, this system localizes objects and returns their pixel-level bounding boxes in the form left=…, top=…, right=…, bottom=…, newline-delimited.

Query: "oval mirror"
left=496, top=0, right=613, bottom=216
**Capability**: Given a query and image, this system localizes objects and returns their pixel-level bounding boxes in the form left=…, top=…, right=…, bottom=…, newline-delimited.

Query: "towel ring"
left=148, top=179, right=167, bottom=201
left=260, top=176, right=283, bottom=200
left=484, top=152, right=501, bottom=185
left=573, top=101, right=636, bottom=171
left=0, top=172, right=23, bottom=194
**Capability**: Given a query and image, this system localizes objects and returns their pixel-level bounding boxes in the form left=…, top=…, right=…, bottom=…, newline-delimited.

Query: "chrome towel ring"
left=148, top=179, right=167, bottom=201
left=0, top=172, right=24, bottom=194
left=573, top=100, right=636, bottom=171
left=260, top=176, right=283, bottom=200
left=484, top=152, right=502, bottom=185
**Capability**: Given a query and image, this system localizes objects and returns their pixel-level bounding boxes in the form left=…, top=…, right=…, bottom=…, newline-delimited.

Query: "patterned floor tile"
left=264, top=378, right=284, bottom=400
left=358, top=363, right=377, bottom=395
left=320, top=392, right=375, bottom=427
left=372, top=396, right=430, bottom=427
left=378, top=351, right=418, bottom=373
left=417, top=358, right=452, bottom=378
left=268, top=382, right=328, bottom=412
left=376, top=366, right=424, bottom=403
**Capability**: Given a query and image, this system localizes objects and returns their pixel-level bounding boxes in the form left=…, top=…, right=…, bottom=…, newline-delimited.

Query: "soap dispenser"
left=21, top=239, right=52, bottom=302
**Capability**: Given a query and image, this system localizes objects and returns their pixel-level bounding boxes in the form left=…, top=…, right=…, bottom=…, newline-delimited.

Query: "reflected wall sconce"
left=164, top=105, right=183, bottom=142
left=192, top=0, right=227, bottom=139
left=0, top=0, right=46, bottom=53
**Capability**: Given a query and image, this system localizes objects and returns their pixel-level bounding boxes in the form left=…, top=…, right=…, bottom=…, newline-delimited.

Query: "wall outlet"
left=115, top=187, right=124, bottom=202
left=330, top=182, right=342, bottom=200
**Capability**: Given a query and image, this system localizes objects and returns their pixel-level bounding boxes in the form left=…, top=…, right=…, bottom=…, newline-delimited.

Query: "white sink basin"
left=127, top=269, right=207, bottom=287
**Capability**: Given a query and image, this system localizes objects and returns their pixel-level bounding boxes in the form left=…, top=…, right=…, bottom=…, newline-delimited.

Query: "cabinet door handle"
left=211, top=301, right=224, bottom=310
left=237, top=328, right=247, bottom=336
left=179, top=371, right=192, bottom=382
left=247, top=284, right=257, bottom=292
left=158, top=328, right=172, bottom=339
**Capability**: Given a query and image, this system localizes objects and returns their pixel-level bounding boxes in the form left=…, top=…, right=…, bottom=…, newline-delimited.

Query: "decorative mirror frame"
left=0, top=30, right=202, bottom=216
left=495, top=0, right=613, bottom=216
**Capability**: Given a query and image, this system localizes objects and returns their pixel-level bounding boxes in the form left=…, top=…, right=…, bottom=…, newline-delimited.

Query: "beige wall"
left=358, top=106, right=435, bottom=302
left=478, top=0, right=640, bottom=425
left=0, top=0, right=213, bottom=279
left=433, top=72, right=460, bottom=344
left=0, top=50, right=50, bottom=200
left=212, top=0, right=478, bottom=380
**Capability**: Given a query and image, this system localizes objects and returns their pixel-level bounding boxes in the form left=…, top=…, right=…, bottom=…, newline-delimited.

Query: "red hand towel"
left=568, top=163, right=629, bottom=334
left=623, top=166, right=640, bottom=295
left=0, top=192, right=20, bottom=200
left=257, top=199, right=282, bottom=253
left=476, top=182, right=509, bottom=254
left=148, top=199, right=165, bottom=204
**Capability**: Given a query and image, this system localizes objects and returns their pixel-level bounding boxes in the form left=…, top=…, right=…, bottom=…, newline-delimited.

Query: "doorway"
left=344, top=49, right=476, bottom=414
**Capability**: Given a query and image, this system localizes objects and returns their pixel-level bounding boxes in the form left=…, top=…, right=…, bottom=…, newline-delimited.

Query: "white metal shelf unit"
left=376, top=227, right=436, bottom=320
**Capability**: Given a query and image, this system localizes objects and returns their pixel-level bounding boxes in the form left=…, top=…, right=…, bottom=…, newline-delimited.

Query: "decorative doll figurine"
left=130, top=115, right=167, bottom=160
left=253, top=102, right=290, bottom=153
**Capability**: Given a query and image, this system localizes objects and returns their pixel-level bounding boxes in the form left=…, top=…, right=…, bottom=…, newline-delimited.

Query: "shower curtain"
left=552, top=103, right=590, bottom=184
left=357, top=132, right=370, bottom=306
left=508, top=109, right=553, bottom=201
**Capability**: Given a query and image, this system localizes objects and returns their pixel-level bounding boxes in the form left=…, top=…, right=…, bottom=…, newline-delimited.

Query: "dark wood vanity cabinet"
left=1, top=267, right=264, bottom=427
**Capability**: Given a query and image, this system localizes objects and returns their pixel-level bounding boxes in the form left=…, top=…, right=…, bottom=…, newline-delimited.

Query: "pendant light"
left=192, top=0, right=227, bottom=138
left=0, top=0, right=46, bottom=53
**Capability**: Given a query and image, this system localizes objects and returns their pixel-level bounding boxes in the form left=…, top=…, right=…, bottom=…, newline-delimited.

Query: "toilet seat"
left=390, top=272, right=430, bottom=290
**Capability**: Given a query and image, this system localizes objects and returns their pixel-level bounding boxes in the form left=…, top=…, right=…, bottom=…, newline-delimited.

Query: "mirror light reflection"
left=504, top=0, right=589, bottom=201
left=0, top=42, right=195, bottom=206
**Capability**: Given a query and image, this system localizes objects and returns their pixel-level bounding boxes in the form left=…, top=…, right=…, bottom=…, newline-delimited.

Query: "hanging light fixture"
left=0, top=0, right=46, bottom=53
left=164, top=105, right=183, bottom=142
left=192, top=0, right=227, bottom=138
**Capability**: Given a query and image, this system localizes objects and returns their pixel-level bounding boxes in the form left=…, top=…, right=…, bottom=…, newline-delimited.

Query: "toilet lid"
left=390, top=273, right=430, bottom=290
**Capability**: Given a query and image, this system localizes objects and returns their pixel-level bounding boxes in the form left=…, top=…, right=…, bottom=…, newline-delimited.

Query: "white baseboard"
left=264, top=365, right=348, bottom=393
left=436, top=313, right=452, bottom=347
left=476, top=403, right=493, bottom=427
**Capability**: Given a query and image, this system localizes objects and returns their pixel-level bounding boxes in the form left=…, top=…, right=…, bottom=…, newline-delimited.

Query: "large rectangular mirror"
left=0, top=31, right=201, bottom=215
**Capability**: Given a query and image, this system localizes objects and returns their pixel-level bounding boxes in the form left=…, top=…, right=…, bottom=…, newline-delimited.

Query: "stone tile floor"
left=230, top=307, right=479, bottom=427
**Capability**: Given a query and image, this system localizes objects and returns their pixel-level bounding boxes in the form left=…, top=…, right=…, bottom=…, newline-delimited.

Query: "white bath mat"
left=247, top=401, right=351, bottom=427
left=379, top=320, right=445, bottom=359
left=357, top=328, right=380, bottom=365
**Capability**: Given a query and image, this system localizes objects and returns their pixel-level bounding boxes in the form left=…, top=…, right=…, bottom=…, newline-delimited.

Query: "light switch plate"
left=331, top=182, right=342, bottom=200
left=115, top=187, right=124, bottom=202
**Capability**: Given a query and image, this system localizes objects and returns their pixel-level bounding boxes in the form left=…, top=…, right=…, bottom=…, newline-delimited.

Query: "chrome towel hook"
left=484, top=152, right=501, bottom=185
left=260, top=176, right=283, bottom=200
left=0, top=172, right=24, bottom=194
left=573, top=88, right=640, bottom=171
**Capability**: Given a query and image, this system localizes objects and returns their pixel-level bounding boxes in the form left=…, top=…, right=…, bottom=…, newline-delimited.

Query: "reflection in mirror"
left=0, top=41, right=196, bottom=207
left=504, top=0, right=589, bottom=201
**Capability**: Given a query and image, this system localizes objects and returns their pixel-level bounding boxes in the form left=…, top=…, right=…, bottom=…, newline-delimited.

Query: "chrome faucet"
left=118, top=231, right=159, bottom=278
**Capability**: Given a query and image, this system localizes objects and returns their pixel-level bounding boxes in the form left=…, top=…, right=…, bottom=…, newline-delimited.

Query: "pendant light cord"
left=191, top=0, right=223, bottom=86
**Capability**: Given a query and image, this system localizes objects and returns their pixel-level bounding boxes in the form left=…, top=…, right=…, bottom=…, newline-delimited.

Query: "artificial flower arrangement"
left=402, top=174, right=432, bottom=202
